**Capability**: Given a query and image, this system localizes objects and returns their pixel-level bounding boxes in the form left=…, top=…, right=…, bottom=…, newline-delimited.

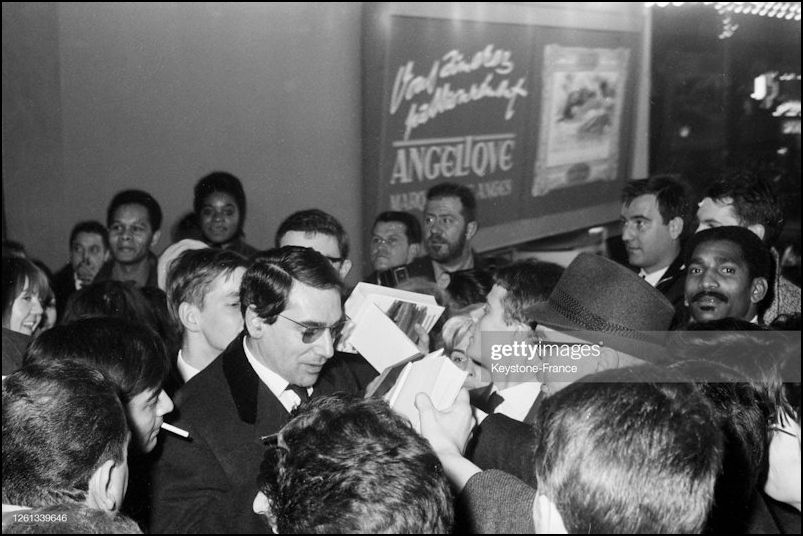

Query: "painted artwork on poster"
left=532, top=45, right=630, bottom=197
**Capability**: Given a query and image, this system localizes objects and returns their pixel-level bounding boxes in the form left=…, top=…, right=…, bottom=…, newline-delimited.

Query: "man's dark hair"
left=241, top=246, right=343, bottom=324
left=61, top=280, right=172, bottom=351
left=426, top=183, right=477, bottom=223
left=494, top=260, right=564, bottom=325
left=622, top=175, right=692, bottom=231
left=166, top=248, right=249, bottom=331
left=533, top=365, right=722, bottom=534
left=4, top=502, right=142, bottom=534
left=2, top=360, right=129, bottom=507
left=704, top=170, right=784, bottom=245
left=24, top=316, right=169, bottom=405
left=686, top=226, right=774, bottom=284
left=669, top=358, right=772, bottom=533
left=193, top=172, right=248, bottom=235
left=258, top=394, right=453, bottom=533
left=68, top=221, right=109, bottom=251
left=373, top=211, right=422, bottom=244
left=107, top=190, right=163, bottom=232
left=274, top=209, right=350, bottom=260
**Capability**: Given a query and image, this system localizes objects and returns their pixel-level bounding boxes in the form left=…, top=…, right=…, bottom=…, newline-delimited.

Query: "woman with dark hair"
left=194, top=171, right=259, bottom=258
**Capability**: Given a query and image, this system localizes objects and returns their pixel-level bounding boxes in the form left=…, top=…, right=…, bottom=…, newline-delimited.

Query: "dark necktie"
left=286, top=384, right=310, bottom=404
left=470, top=384, right=505, bottom=414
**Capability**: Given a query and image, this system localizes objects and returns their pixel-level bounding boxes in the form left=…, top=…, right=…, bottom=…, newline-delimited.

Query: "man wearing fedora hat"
left=527, top=252, right=676, bottom=396
left=462, top=253, right=676, bottom=484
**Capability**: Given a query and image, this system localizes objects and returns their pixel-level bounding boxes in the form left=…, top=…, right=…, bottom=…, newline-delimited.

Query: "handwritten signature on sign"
left=390, top=45, right=528, bottom=140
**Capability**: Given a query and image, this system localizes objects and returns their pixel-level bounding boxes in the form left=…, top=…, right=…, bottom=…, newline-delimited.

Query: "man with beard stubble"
left=404, top=183, right=485, bottom=284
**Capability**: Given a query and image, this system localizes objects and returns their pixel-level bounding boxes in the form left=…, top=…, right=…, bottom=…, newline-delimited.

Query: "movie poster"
left=532, top=45, right=630, bottom=197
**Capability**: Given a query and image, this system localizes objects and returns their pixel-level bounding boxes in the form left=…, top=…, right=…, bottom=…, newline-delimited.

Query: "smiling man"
left=97, top=189, right=163, bottom=289
left=684, top=226, right=773, bottom=324
left=152, top=246, right=374, bottom=534
left=696, top=171, right=800, bottom=324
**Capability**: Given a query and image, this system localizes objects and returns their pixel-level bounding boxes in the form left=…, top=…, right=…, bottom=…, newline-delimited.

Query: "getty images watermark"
left=477, top=330, right=801, bottom=384
left=489, top=339, right=601, bottom=376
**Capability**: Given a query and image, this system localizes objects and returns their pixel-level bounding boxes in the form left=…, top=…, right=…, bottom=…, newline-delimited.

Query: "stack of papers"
left=344, top=283, right=445, bottom=372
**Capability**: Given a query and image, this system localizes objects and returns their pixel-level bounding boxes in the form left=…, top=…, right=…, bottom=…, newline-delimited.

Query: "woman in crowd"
left=2, top=257, right=49, bottom=337
left=194, top=171, right=259, bottom=257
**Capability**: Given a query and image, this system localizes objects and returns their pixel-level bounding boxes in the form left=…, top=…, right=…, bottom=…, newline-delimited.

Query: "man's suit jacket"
left=150, top=332, right=374, bottom=534
left=465, top=410, right=539, bottom=488
left=628, top=253, right=688, bottom=328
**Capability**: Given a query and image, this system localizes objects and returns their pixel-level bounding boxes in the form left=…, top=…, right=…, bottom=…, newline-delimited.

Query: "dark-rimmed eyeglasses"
left=278, top=314, right=346, bottom=344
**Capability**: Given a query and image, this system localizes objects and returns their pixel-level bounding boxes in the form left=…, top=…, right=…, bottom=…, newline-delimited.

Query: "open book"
left=343, top=283, right=445, bottom=371
left=367, top=350, right=468, bottom=432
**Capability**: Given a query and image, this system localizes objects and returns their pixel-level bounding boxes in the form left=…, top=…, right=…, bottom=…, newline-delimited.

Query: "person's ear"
left=436, top=272, right=452, bottom=291
left=338, top=259, right=352, bottom=280
left=407, top=243, right=422, bottom=263
left=150, top=230, right=162, bottom=249
left=750, top=277, right=769, bottom=304
left=253, top=491, right=278, bottom=533
left=245, top=305, right=267, bottom=339
left=532, top=493, right=568, bottom=534
left=596, top=346, right=621, bottom=372
left=747, top=223, right=766, bottom=241
left=668, top=216, right=684, bottom=240
left=465, top=221, right=478, bottom=241
left=179, top=302, right=200, bottom=333
left=86, top=459, right=120, bottom=513
left=103, top=249, right=111, bottom=262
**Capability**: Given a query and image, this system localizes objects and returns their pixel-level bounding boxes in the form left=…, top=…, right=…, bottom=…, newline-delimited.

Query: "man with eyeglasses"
left=275, top=208, right=353, bottom=282
left=364, top=211, right=422, bottom=286
left=151, top=246, right=375, bottom=534
left=96, top=189, right=163, bottom=288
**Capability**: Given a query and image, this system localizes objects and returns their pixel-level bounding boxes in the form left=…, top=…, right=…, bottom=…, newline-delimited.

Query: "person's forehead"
left=425, top=196, right=464, bottom=215
left=621, top=193, right=660, bottom=218
left=691, top=240, right=747, bottom=264
left=282, top=280, right=341, bottom=321
left=373, top=221, right=409, bottom=237
left=279, top=230, right=341, bottom=258
left=207, top=267, right=246, bottom=297
left=130, top=386, right=160, bottom=406
left=203, top=191, right=238, bottom=207
left=72, top=232, right=105, bottom=247
left=113, top=203, right=151, bottom=224
left=697, top=197, right=739, bottom=222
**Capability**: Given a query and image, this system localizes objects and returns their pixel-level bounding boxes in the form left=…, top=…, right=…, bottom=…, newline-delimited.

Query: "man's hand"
left=416, top=389, right=481, bottom=492
left=416, top=388, right=475, bottom=456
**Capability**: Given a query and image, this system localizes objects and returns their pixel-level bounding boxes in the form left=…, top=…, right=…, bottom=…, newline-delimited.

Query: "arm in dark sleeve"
left=150, top=427, right=266, bottom=534
left=456, top=469, right=537, bottom=534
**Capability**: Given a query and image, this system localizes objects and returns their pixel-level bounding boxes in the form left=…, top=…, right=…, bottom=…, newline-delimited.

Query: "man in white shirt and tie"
left=620, top=175, right=692, bottom=325
left=152, top=246, right=375, bottom=534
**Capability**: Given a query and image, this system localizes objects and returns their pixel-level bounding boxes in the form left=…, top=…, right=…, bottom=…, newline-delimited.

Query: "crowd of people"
left=1, top=170, right=800, bottom=534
